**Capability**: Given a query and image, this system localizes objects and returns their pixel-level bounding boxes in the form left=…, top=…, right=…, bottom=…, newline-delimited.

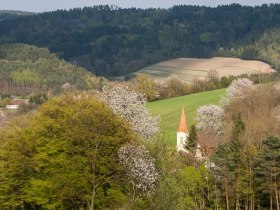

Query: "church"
left=176, top=108, right=202, bottom=158
left=176, top=108, right=188, bottom=152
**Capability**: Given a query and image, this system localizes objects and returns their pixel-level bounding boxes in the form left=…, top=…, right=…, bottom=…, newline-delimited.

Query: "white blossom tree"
left=196, top=104, right=224, bottom=135
left=98, top=85, right=160, bottom=198
left=226, top=78, right=254, bottom=100
left=118, top=144, right=158, bottom=196
left=98, top=85, right=159, bottom=139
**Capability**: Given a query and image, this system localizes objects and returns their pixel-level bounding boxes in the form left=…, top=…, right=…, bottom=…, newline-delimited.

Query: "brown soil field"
left=137, top=57, right=275, bottom=83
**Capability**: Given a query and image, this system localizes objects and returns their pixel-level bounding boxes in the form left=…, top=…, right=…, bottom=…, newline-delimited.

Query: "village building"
left=6, top=98, right=28, bottom=110
left=176, top=108, right=203, bottom=159
left=176, top=108, right=188, bottom=151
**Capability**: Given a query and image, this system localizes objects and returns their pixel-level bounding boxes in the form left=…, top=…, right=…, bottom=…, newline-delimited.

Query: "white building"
left=176, top=108, right=188, bottom=152
left=6, top=99, right=28, bottom=110
left=176, top=108, right=203, bottom=159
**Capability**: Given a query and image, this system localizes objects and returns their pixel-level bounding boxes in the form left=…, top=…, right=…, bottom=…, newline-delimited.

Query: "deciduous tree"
left=0, top=93, right=136, bottom=210
left=226, top=78, right=254, bottom=100
left=118, top=143, right=158, bottom=197
left=196, top=104, right=224, bottom=135
left=98, top=85, right=159, bottom=139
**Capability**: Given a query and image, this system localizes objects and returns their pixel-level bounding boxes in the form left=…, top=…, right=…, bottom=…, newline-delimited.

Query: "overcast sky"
left=1, top=0, right=280, bottom=12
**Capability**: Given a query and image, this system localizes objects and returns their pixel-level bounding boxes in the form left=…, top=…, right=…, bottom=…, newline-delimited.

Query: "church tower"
left=176, top=108, right=188, bottom=151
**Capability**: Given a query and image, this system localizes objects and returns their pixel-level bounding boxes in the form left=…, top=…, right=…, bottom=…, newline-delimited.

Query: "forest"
left=0, top=4, right=279, bottom=76
left=0, top=44, right=102, bottom=95
left=0, top=10, right=33, bottom=22
left=0, top=80, right=280, bottom=210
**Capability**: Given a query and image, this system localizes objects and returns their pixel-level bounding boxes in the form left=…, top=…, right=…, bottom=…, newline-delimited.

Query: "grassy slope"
left=147, top=88, right=226, bottom=145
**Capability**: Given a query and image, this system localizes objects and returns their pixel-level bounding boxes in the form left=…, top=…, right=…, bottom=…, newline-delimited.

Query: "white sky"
left=0, top=0, right=279, bottom=12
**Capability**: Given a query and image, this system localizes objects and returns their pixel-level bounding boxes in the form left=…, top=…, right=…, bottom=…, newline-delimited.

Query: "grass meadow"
left=147, top=88, right=226, bottom=145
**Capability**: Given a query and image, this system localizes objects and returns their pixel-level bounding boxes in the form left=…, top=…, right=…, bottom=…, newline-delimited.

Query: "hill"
left=0, top=44, right=97, bottom=95
left=216, top=28, right=280, bottom=70
left=0, top=10, right=33, bottom=22
left=147, top=88, right=226, bottom=144
left=0, top=5, right=279, bottom=76
left=138, top=57, right=274, bottom=83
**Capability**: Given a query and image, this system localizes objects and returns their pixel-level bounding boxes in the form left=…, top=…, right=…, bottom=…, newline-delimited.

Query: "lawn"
left=147, top=88, right=226, bottom=145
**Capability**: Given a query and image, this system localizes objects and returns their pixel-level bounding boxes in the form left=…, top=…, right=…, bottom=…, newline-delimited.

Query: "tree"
left=98, top=85, right=159, bottom=139
left=185, top=124, right=198, bottom=151
left=207, top=70, right=219, bottom=84
left=0, top=115, right=32, bottom=209
left=226, top=78, right=254, bottom=100
left=118, top=143, right=158, bottom=198
left=211, top=113, right=247, bottom=210
left=0, top=93, right=136, bottom=209
left=29, top=93, right=48, bottom=105
left=196, top=104, right=224, bottom=135
left=254, top=135, right=280, bottom=210
left=134, top=75, right=158, bottom=101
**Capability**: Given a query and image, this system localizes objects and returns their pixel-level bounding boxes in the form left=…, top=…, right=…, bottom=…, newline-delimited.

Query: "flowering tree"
left=196, top=104, right=224, bottom=135
left=98, top=85, right=159, bottom=139
left=226, top=78, right=254, bottom=100
left=118, top=144, right=158, bottom=195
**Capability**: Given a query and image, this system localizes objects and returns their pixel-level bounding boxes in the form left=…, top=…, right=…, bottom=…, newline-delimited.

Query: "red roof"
left=9, top=99, right=28, bottom=106
left=178, top=108, right=188, bottom=133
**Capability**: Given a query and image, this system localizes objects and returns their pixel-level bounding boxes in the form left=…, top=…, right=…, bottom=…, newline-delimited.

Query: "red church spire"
left=178, top=108, right=188, bottom=133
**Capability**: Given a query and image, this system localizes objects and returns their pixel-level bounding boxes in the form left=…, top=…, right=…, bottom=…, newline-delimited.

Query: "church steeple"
left=176, top=108, right=188, bottom=151
left=178, top=108, right=188, bottom=133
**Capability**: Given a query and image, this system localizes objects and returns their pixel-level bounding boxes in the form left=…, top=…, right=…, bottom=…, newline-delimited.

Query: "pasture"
left=138, top=57, right=274, bottom=83
left=147, top=88, right=226, bottom=145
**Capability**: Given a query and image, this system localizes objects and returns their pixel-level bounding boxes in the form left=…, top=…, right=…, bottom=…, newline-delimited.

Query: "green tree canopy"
left=0, top=93, right=136, bottom=209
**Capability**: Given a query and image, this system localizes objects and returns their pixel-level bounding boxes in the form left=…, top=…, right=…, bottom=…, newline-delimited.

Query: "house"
left=176, top=108, right=202, bottom=159
left=6, top=98, right=28, bottom=110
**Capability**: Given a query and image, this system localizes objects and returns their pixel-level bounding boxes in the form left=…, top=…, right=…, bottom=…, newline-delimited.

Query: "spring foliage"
left=0, top=93, right=136, bottom=209
left=196, top=104, right=224, bottom=135
left=118, top=144, right=158, bottom=193
left=226, top=78, right=254, bottom=100
left=98, top=85, right=159, bottom=139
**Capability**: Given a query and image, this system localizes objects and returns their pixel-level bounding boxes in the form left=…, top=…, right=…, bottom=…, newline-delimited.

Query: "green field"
left=147, top=88, right=226, bottom=145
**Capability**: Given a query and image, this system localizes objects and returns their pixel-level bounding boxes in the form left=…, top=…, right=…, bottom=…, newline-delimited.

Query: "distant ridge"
left=0, top=5, right=279, bottom=76
left=0, top=10, right=34, bottom=22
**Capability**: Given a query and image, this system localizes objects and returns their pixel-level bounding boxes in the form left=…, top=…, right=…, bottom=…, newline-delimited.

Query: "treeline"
left=0, top=4, right=279, bottom=76
left=216, top=28, right=280, bottom=70
left=0, top=44, right=103, bottom=95
left=0, top=10, right=33, bottom=22
left=127, top=72, right=280, bottom=101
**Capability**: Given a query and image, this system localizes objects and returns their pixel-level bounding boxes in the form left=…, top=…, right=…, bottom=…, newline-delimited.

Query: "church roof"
left=178, top=108, right=188, bottom=133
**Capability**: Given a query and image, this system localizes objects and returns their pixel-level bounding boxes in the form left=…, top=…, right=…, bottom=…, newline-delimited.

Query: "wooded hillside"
left=0, top=4, right=279, bottom=76
left=0, top=10, right=33, bottom=22
left=0, top=44, right=97, bottom=95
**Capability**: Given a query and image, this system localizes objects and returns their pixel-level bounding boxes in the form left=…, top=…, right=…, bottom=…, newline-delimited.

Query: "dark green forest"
left=0, top=4, right=279, bottom=76
left=0, top=10, right=33, bottom=22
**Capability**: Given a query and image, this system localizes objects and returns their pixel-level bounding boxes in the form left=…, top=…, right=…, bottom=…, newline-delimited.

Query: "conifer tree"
left=230, top=113, right=245, bottom=164
left=254, top=135, right=280, bottom=210
left=185, top=124, right=198, bottom=151
left=211, top=113, right=246, bottom=210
